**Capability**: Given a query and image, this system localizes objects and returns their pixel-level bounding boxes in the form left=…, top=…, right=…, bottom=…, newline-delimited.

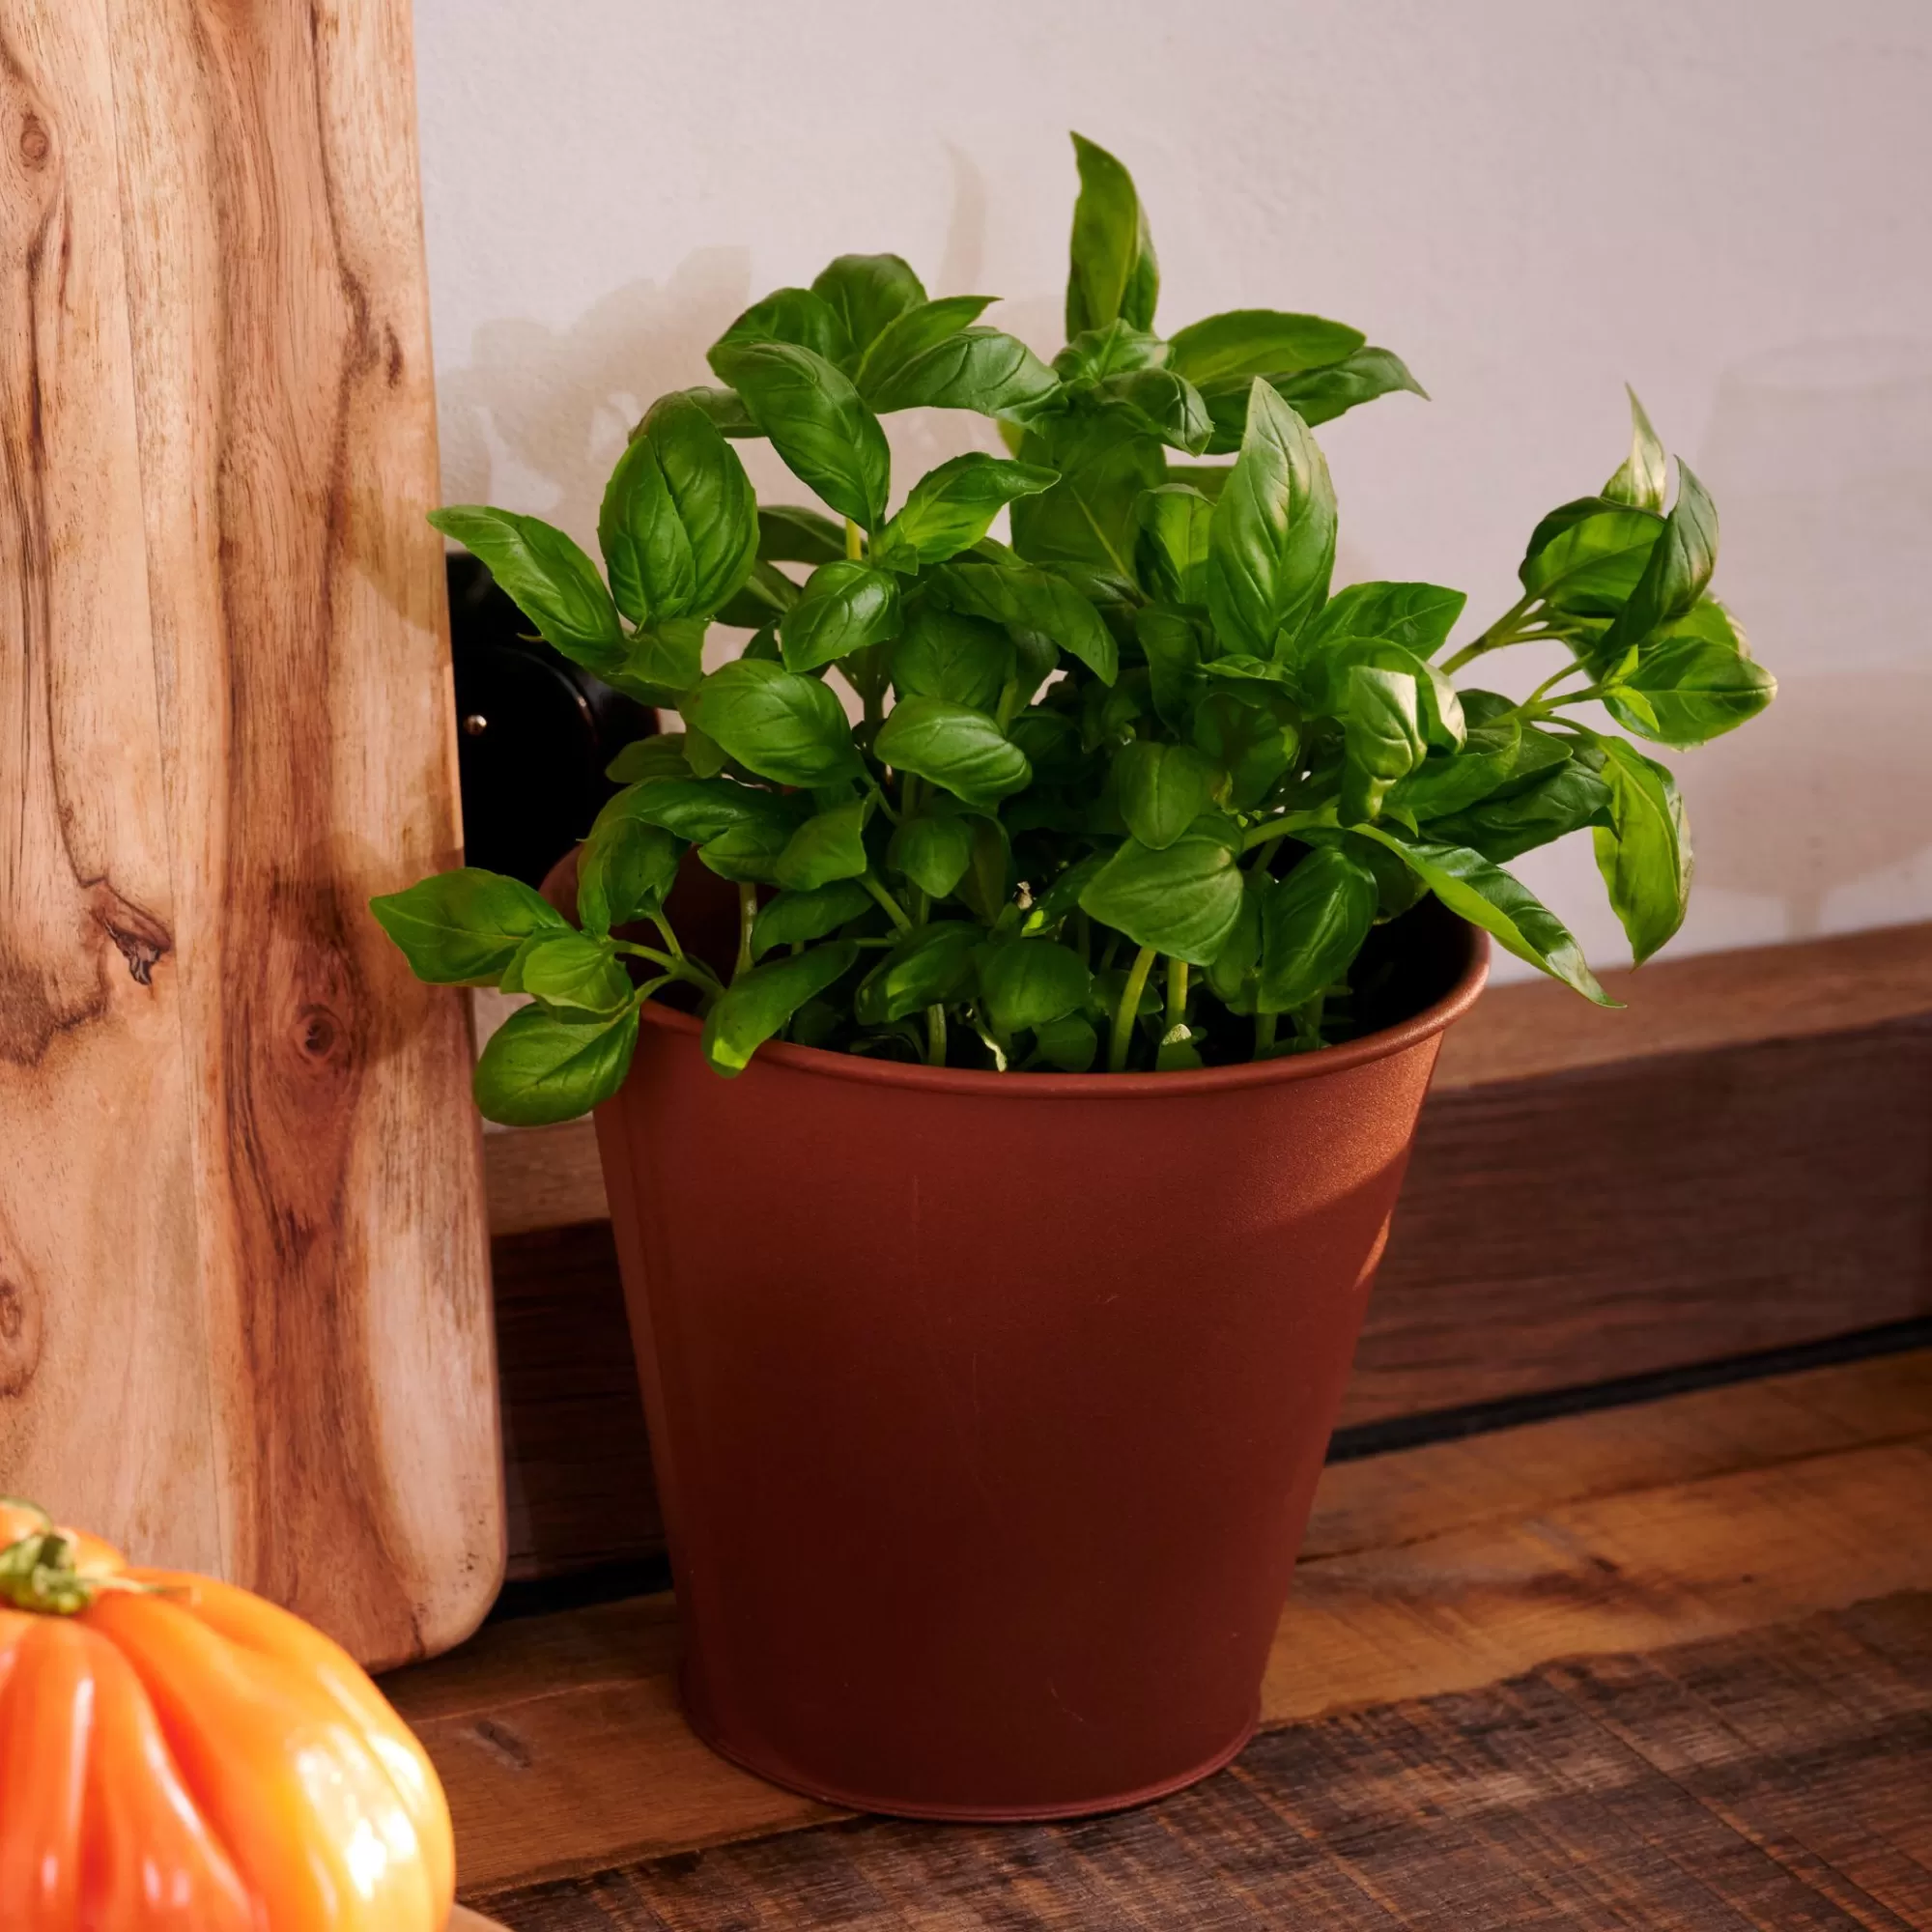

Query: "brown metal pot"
left=592, top=903, right=1487, bottom=1820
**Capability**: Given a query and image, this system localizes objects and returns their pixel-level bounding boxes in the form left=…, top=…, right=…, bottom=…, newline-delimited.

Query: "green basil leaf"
left=1428, top=757, right=1612, bottom=864
left=1208, top=382, right=1336, bottom=659
left=1351, top=826, right=1614, bottom=1005
left=1205, top=868, right=1268, bottom=1011
left=1604, top=597, right=1774, bottom=746
left=696, top=820, right=794, bottom=884
left=872, top=454, right=1060, bottom=571
left=501, top=930, right=634, bottom=1017
left=1389, top=710, right=1523, bottom=819
left=1065, top=131, right=1159, bottom=336
left=874, top=695, right=1032, bottom=808
left=891, top=606, right=1014, bottom=713
left=617, top=775, right=798, bottom=844
left=713, top=558, right=800, bottom=631
left=865, top=327, right=1061, bottom=423
left=1520, top=499, right=1665, bottom=615
left=683, top=724, right=729, bottom=778
left=929, top=558, right=1119, bottom=686
left=605, top=731, right=693, bottom=784
left=810, top=253, right=926, bottom=365
left=1257, top=845, right=1378, bottom=1012
left=1313, top=638, right=1464, bottom=752
left=428, top=508, right=622, bottom=669
left=952, top=814, right=1014, bottom=923
left=675, top=384, right=760, bottom=439
left=599, top=390, right=758, bottom=625
left=889, top=812, right=977, bottom=898
left=614, top=616, right=707, bottom=697
left=1094, top=367, right=1211, bottom=454
left=1078, top=818, right=1244, bottom=965
left=1033, top=1013, right=1098, bottom=1071
left=577, top=793, right=683, bottom=936
left=774, top=799, right=871, bottom=892
left=709, top=341, right=891, bottom=530
left=1168, top=309, right=1367, bottom=385
left=1202, top=349, right=1427, bottom=451
left=1191, top=688, right=1299, bottom=810
left=1114, top=739, right=1223, bottom=849
left=1602, top=387, right=1668, bottom=513
left=1599, top=461, right=1718, bottom=653
left=852, top=295, right=996, bottom=397
left=702, top=941, right=861, bottom=1076
left=1009, top=412, right=1164, bottom=577
left=1341, top=665, right=1426, bottom=821
left=474, top=1001, right=639, bottom=1125
left=1135, top=485, right=1215, bottom=607
left=370, top=867, right=567, bottom=984
left=1137, top=604, right=1207, bottom=730
left=977, top=939, right=1092, bottom=1035
left=1166, top=462, right=1235, bottom=501
left=780, top=560, right=902, bottom=672
left=1053, top=321, right=1170, bottom=384
left=757, top=503, right=848, bottom=564
left=1300, top=581, right=1468, bottom=661
left=681, top=659, right=863, bottom=787
left=750, top=879, right=874, bottom=958
left=855, top=922, right=980, bottom=1024
left=713, top=286, right=852, bottom=367
left=1588, top=735, right=1690, bottom=966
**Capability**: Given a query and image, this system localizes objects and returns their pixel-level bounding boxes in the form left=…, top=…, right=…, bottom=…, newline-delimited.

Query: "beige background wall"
left=412, top=0, right=1932, bottom=980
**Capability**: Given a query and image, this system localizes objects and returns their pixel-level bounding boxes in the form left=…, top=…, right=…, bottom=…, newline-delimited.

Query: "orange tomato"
left=0, top=1498, right=455, bottom=1931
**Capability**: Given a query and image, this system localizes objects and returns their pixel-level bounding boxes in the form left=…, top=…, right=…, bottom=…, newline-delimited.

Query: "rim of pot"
left=635, top=920, right=1492, bottom=1098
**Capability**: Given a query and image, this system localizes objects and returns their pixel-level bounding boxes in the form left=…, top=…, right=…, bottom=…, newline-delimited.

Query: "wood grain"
left=376, top=1350, right=1932, bottom=1895
left=0, top=0, right=500, bottom=1667
left=471, top=1595, right=1932, bottom=1931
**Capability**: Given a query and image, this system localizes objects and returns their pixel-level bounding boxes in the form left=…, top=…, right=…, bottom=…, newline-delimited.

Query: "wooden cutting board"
left=0, top=0, right=501, bottom=1668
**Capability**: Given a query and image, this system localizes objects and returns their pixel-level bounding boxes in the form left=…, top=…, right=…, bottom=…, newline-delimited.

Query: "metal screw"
left=462, top=713, right=489, bottom=737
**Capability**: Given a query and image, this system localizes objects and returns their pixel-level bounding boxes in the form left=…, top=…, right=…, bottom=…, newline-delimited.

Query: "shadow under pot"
left=589, top=896, right=1489, bottom=1820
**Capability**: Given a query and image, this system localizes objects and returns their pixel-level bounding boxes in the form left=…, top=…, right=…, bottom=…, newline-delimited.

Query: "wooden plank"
left=1351, top=1015, right=1932, bottom=1422
left=376, top=1351, right=1932, bottom=1895
left=468, top=1596, right=1932, bottom=1930
left=0, top=0, right=500, bottom=1667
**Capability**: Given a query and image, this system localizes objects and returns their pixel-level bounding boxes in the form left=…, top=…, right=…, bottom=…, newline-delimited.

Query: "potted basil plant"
left=376, top=135, right=1774, bottom=1821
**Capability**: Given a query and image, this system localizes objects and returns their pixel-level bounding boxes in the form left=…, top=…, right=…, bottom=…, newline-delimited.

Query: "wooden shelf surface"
left=383, top=1348, right=1932, bottom=1910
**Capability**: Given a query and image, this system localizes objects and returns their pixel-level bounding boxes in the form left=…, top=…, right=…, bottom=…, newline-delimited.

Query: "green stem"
left=1109, top=945, right=1158, bottom=1074
left=648, top=912, right=685, bottom=961
left=925, top=1003, right=948, bottom=1068
left=860, top=872, right=914, bottom=932
left=734, top=882, right=757, bottom=979
left=1255, top=1009, right=1278, bottom=1057
left=1166, top=957, right=1190, bottom=1034
left=611, top=939, right=680, bottom=972
left=1441, top=593, right=1540, bottom=674
left=844, top=517, right=865, bottom=562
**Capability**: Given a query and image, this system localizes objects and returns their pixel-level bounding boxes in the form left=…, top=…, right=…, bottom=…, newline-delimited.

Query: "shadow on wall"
left=1690, top=339, right=1932, bottom=938
left=435, top=147, right=1046, bottom=553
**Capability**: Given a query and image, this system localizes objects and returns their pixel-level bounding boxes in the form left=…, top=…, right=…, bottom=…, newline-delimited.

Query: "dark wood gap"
left=1328, top=1313, right=1932, bottom=1462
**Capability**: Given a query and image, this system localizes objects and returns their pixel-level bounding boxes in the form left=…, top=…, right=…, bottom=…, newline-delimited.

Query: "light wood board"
left=380, top=1350, right=1932, bottom=1896
left=0, top=0, right=499, bottom=1667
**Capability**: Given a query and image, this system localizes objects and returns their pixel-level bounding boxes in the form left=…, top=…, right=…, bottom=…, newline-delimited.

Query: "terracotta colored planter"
left=592, top=903, right=1487, bottom=1820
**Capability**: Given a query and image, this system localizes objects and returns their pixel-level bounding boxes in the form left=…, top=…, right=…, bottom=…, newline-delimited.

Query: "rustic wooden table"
left=392, top=1349, right=1932, bottom=1929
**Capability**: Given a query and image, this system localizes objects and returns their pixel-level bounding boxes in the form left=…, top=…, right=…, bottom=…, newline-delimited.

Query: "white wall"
left=412, top=0, right=1932, bottom=980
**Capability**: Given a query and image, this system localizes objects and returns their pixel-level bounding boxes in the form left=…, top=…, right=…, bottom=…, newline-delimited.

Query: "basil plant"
left=375, top=135, right=1774, bottom=1124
